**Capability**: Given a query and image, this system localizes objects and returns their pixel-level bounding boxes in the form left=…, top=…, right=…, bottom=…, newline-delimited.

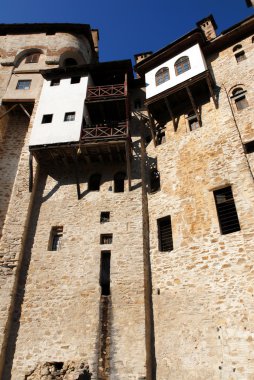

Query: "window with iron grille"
left=100, top=234, right=113, bottom=244
left=100, top=251, right=111, bottom=296
left=175, top=56, right=191, bottom=76
left=49, top=226, right=63, bottom=251
left=214, top=187, right=240, bottom=235
left=231, top=88, right=248, bottom=110
left=25, top=53, right=40, bottom=63
left=157, top=216, right=173, bottom=252
left=64, top=112, right=75, bottom=121
left=100, top=212, right=110, bottom=223
left=155, top=67, right=170, bottom=86
left=16, top=80, right=31, bottom=90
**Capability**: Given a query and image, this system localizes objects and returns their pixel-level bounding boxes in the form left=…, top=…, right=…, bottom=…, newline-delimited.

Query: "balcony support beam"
left=164, top=97, right=177, bottom=131
left=186, top=86, right=202, bottom=128
left=29, top=152, right=33, bottom=193
left=206, top=76, right=218, bottom=109
left=147, top=107, right=157, bottom=147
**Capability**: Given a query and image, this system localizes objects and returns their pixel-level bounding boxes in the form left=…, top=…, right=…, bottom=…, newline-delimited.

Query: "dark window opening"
left=145, top=134, right=152, bottom=144
left=150, top=168, right=160, bottom=193
left=155, top=67, right=170, bottom=86
left=244, top=140, right=254, bottom=154
left=158, top=216, right=173, bottom=252
left=100, top=212, right=110, bottom=223
left=114, top=172, right=125, bottom=193
left=134, top=99, right=141, bottom=109
left=188, top=113, right=199, bottom=131
left=157, top=131, right=165, bottom=145
left=54, top=362, right=64, bottom=370
left=64, top=58, right=78, bottom=67
left=175, top=56, right=191, bottom=76
left=16, top=80, right=31, bottom=90
left=89, top=173, right=101, bottom=191
left=64, top=112, right=75, bottom=122
left=42, top=114, right=53, bottom=124
left=71, top=76, right=81, bottom=84
left=50, top=79, right=60, bottom=86
left=25, top=53, right=40, bottom=63
left=235, top=51, right=246, bottom=63
left=214, top=186, right=240, bottom=235
left=100, top=234, right=113, bottom=244
left=49, top=226, right=63, bottom=251
left=100, top=251, right=111, bottom=296
left=232, top=88, right=248, bottom=110
left=233, top=44, right=242, bottom=52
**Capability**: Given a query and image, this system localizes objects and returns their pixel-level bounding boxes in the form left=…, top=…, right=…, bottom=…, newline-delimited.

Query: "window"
left=49, top=226, right=63, bottom=251
left=157, top=216, right=173, bottom=252
left=100, top=234, right=113, bottom=244
left=89, top=173, right=101, bottom=191
left=134, top=99, right=141, bottom=109
left=25, top=53, right=40, bottom=63
left=64, top=112, right=75, bottom=121
left=174, top=56, right=191, bottom=76
left=214, top=186, right=240, bottom=235
left=157, top=130, right=165, bottom=145
left=100, top=251, right=111, bottom=296
left=100, top=212, right=110, bottom=223
left=42, top=114, right=53, bottom=124
left=50, top=79, right=60, bottom=86
left=244, top=140, right=254, bottom=154
left=114, top=172, right=125, bottom=193
left=231, top=88, right=248, bottom=110
left=63, top=58, right=78, bottom=67
left=233, top=45, right=246, bottom=62
left=71, top=76, right=81, bottom=84
left=155, top=67, right=170, bottom=86
left=150, top=168, right=160, bottom=193
left=16, top=80, right=31, bottom=90
left=187, top=112, right=199, bottom=131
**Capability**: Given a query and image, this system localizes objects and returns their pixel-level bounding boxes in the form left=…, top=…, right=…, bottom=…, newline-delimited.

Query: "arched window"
left=232, top=44, right=242, bottom=52
left=233, top=44, right=246, bottom=62
left=155, top=67, right=170, bottom=86
left=231, top=87, right=248, bottom=110
left=174, top=56, right=191, bottom=76
left=89, top=173, right=101, bottom=191
left=25, top=53, right=40, bottom=63
left=150, top=168, right=160, bottom=193
left=63, top=58, right=78, bottom=67
left=114, top=172, right=125, bottom=193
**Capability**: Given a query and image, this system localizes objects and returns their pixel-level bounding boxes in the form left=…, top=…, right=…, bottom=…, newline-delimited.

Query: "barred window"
left=155, top=67, right=170, bottom=86
left=157, top=216, right=173, bottom=252
left=100, top=234, right=113, bottom=244
left=25, top=53, right=40, bottom=63
left=16, top=80, right=31, bottom=90
left=49, top=226, right=63, bottom=251
left=175, top=56, right=191, bottom=76
left=64, top=112, right=75, bottom=121
left=214, top=186, right=240, bottom=235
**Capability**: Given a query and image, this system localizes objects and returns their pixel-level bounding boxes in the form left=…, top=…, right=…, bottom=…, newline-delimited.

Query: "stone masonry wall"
left=145, top=34, right=254, bottom=379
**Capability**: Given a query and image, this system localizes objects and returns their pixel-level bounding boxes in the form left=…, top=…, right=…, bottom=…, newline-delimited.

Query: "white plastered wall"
left=29, top=74, right=92, bottom=146
left=145, top=44, right=207, bottom=99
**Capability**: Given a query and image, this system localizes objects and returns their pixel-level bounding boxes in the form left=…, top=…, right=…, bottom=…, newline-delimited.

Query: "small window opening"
left=157, top=130, right=165, bottom=145
left=100, top=234, right=113, bottom=244
left=64, top=58, right=78, bottom=67
left=157, top=216, right=173, bottom=252
left=235, top=50, right=246, bottom=63
left=134, top=99, right=141, bottom=109
left=54, top=362, right=64, bottom=370
left=114, top=172, right=125, bottom=193
left=145, top=134, right=152, bottom=144
left=233, top=44, right=242, bottom=52
left=175, top=56, right=191, bottom=76
left=50, top=78, right=60, bottom=86
left=49, top=226, right=63, bottom=251
left=214, top=186, right=240, bottom=235
left=100, top=251, right=111, bottom=296
left=100, top=212, right=110, bottom=223
left=25, top=53, right=40, bottom=63
left=244, top=140, right=254, bottom=154
left=231, top=88, right=248, bottom=110
left=155, top=67, right=170, bottom=86
left=71, top=76, right=81, bottom=84
left=42, top=114, right=53, bottom=124
left=64, top=112, right=75, bottom=121
left=16, top=80, right=31, bottom=90
left=150, top=168, right=160, bottom=193
left=89, top=173, right=101, bottom=191
left=187, top=112, right=199, bottom=131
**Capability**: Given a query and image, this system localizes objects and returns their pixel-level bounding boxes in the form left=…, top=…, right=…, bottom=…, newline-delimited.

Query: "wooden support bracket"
left=164, top=97, right=177, bottom=131
left=186, top=86, right=202, bottom=128
left=147, top=107, right=157, bottom=147
left=29, top=153, right=33, bottom=193
left=206, top=76, right=218, bottom=109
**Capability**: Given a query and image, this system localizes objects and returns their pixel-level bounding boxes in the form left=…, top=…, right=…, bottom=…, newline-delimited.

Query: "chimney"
left=197, top=15, right=218, bottom=41
left=91, top=29, right=99, bottom=59
left=134, top=51, right=153, bottom=65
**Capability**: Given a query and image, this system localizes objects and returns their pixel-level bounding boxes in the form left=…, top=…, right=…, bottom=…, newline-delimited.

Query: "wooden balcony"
left=86, top=84, right=127, bottom=102
left=80, top=121, right=128, bottom=142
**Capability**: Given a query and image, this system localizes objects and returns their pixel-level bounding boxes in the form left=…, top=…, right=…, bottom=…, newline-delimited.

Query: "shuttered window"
left=214, top=187, right=240, bottom=235
left=157, top=216, right=173, bottom=252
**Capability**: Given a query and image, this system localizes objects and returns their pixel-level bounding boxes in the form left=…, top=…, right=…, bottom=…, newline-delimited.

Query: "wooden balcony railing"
left=80, top=121, right=128, bottom=141
left=86, top=84, right=126, bottom=100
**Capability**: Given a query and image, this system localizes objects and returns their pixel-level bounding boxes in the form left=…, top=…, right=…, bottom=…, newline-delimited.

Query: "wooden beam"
left=147, top=107, right=157, bottom=147
left=206, top=76, right=218, bottom=109
left=186, top=86, right=202, bottom=128
left=125, top=139, right=132, bottom=191
left=29, top=153, right=33, bottom=193
left=164, top=97, right=177, bottom=131
left=0, top=104, right=18, bottom=120
left=19, top=103, right=31, bottom=118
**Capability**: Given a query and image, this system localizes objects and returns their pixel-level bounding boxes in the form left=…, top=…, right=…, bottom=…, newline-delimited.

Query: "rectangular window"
left=16, top=80, right=31, bottom=90
left=100, top=212, right=110, bottom=223
left=49, top=226, right=63, bottom=251
left=42, top=114, right=53, bottom=124
left=244, top=140, right=254, bottom=154
left=235, top=96, right=248, bottom=110
left=188, top=114, right=199, bottom=131
left=157, top=216, right=173, bottom=252
left=50, top=79, right=60, bottom=86
left=235, top=51, right=246, bottom=63
left=100, top=234, right=113, bottom=244
left=71, top=76, right=81, bottom=84
left=214, top=186, right=240, bottom=235
left=25, top=53, right=40, bottom=63
left=64, top=112, right=75, bottom=121
left=100, top=251, right=111, bottom=296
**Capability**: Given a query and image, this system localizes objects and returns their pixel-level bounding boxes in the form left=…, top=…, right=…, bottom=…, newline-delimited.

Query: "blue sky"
left=1, top=0, right=253, bottom=63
